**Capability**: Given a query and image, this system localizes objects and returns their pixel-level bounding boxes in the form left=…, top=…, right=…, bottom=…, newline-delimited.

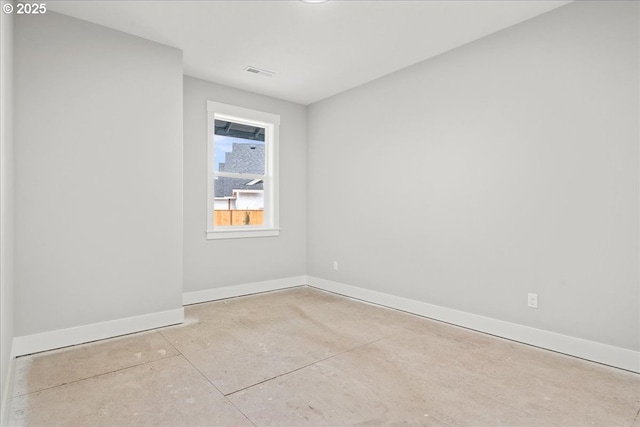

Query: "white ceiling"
left=48, top=1, right=571, bottom=105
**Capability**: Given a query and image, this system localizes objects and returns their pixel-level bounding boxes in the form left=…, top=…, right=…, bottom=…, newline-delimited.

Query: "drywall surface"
left=307, top=1, right=639, bottom=351
left=14, top=12, right=183, bottom=336
left=1, top=1, right=14, bottom=412
left=183, top=76, right=307, bottom=291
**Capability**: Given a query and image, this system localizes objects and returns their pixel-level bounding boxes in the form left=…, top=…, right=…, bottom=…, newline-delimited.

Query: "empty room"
left=0, top=0, right=638, bottom=425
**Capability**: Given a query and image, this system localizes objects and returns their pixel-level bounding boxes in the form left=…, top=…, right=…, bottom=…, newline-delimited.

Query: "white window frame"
left=207, top=101, right=280, bottom=240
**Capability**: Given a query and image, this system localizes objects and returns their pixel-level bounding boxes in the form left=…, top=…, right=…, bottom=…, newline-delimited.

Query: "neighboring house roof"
left=215, top=143, right=265, bottom=197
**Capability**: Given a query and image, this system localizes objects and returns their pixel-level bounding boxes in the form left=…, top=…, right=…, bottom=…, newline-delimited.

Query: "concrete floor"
left=7, top=286, right=640, bottom=426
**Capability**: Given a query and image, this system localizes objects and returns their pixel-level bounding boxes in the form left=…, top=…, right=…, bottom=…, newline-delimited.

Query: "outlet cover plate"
left=528, top=293, right=538, bottom=309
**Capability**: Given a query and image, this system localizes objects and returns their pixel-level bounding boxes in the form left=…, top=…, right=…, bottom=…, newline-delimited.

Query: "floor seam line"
left=12, top=354, right=182, bottom=398
left=156, top=329, right=258, bottom=427
left=156, top=329, right=225, bottom=395
left=224, top=395, right=258, bottom=427
left=224, top=335, right=389, bottom=398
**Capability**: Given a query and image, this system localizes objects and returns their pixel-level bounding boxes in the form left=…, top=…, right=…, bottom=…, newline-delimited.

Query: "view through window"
left=207, top=101, right=280, bottom=239
left=214, top=119, right=266, bottom=226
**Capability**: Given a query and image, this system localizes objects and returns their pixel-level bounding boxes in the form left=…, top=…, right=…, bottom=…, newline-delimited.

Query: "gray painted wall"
left=183, top=76, right=307, bottom=291
left=307, top=1, right=639, bottom=351
left=1, top=2, right=14, bottom=410
left=14, top=12, right=184, bottom=336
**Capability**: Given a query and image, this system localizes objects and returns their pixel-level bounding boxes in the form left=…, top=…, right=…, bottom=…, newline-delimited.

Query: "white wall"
left=307, top=1, right=639, bottom=352
left=183, top=76, right=306, bottom=292
left=0, top=1, right=14, bottom=417
left=14, top=12, right=184, bottom=337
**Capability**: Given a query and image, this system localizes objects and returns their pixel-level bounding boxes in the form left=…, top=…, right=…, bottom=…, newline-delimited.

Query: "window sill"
left=206, top=228, right=280, bottom=240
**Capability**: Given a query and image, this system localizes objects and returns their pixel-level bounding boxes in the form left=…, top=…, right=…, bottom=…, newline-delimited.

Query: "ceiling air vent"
left=244, top=66, right=275, bottom=78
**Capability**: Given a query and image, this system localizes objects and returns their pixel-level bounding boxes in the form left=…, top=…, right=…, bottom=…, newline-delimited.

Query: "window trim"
left=206, top=101, right=280, bottom=240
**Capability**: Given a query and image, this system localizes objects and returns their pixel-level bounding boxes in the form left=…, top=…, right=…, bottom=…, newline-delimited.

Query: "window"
left=207, top=101, right=280, bottom=239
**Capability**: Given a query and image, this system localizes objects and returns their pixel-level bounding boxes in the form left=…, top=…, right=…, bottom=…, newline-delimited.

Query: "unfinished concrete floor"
left=7, top=286, right=640, bottom=426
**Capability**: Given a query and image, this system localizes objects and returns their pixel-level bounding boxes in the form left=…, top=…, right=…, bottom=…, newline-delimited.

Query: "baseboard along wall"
left=182, top=276, right=307, bottom=305
left=5, top=272, right=637, bottom=409
left=0, top=355, right=16, bottom=427
left=305, top=276, right=640, bottom=373
left=11, top=308, right=184, bottom=358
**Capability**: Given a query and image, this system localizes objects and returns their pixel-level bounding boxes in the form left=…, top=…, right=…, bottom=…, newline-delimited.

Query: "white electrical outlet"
left=527, top=293, right=538, bottom=309
left=333, top=261, right=339, bottom=271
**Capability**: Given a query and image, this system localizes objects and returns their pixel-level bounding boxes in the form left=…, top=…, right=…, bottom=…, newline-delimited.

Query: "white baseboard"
left=12, top=308, right=184, bottom=357
left=10, top=276, right=636, bottom=374
left=0, top=353, right=15, bottom=427
left=183, top=275, right=307, bottom=305
left=307, top=276, right=640, bottom=373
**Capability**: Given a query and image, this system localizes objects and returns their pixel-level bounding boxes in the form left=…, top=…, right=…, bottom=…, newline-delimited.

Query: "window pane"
left=213, top=209, right=264, bottom=227
left=207, top=102, right=279, bottom=236
left=214, top=120, right=265, bottom=174
left=213, top=178, right=265, bottom=227
left=214, top=177, right=264, bottom=199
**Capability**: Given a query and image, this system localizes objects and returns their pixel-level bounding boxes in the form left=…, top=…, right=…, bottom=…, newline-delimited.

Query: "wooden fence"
left=214, top=210, right=264, bottom=226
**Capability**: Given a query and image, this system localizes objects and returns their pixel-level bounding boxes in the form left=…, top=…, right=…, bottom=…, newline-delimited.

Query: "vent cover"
left=244, top=66, right=275, bottom=78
